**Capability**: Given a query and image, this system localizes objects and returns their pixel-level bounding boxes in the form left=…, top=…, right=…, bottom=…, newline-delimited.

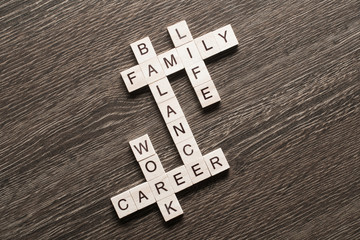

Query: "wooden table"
left=1, top=1, right=359, bottom=239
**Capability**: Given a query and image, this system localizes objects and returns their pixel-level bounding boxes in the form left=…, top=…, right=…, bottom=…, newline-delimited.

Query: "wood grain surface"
left=1, top=0, right=359, bottom=239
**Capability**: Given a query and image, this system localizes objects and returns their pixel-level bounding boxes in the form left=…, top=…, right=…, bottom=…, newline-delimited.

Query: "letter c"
left=183, top=144, right=194, bottom=156
left=118, top=199, right=128, bottom=210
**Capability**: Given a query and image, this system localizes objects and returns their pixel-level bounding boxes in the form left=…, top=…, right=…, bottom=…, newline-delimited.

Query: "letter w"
left=133, top=140, right=149, bottom=155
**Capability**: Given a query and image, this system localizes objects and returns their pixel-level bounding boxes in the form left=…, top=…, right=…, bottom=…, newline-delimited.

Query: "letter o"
left=145, top=160, right=157, bottom=172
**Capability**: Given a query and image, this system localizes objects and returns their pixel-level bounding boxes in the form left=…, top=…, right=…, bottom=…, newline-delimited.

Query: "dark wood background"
left=1, top=1, right=359, bottom=239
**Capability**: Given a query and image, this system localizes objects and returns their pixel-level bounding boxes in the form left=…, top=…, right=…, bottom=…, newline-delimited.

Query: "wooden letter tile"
left=166, top=116, right=193, bottom=144
left=158, top=97, right=184, bottom=124
left=130, top=182, right=156, bottom=210
left=185, top=158, right=211, bottom=184
left=111, top=190, right=138, bottom=219
left=158, top=48, right=184, bottom=76
left=194, top=80, right=221, bottom=108
left=185, top=60, right=212, bottom=87
left=167, top=20, right=193, bottom=47
left=167, top=165, right=193, bottom=193
left=213, top=24, right=239, bottom=52
left=157, top=194, right=183, bottom=222
left=149, top=77, right=175, bottom=104
left=138, top=154, right=166, bottom=181
left=203, top=148, right=230, bottom=176
left=175, top=137, right=202, bottom=164
left=195, top=32, right=220, bottom=59
left=120, top=65, right=147, bottom=93
left=149, top=175, right=174, bottom=201
left=140, top=57, right=166, bottom=84
left=130, top=37, right=157, bottom=64
left=129, top=134, right=155, bottom=161
left=176, top=41, right=202, bottom=67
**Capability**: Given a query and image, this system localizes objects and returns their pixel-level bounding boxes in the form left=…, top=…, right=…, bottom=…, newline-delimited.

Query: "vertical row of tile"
left=149, top=21, right=232, bottom=188
left=129, top=58, right=200, bottom=221
left=138, top=36, right=211, bottom=185
left=168, top=20, right=214, bottom=108
left=167, top=20, right=238, bottom=108
left=112, top=134, right=184, bottom=222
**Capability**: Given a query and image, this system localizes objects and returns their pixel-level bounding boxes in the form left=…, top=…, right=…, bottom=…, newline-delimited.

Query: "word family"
left=112, top=20, right=238, bottom=222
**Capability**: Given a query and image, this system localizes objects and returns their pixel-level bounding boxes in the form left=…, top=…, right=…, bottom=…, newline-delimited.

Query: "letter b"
left=138, top=43, right=149, bottom=55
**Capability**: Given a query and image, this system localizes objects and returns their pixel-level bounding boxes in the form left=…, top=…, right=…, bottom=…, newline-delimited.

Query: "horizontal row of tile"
left=111, top=146, right=229, bottom=221
left=121, top=22, right=238, bottom=98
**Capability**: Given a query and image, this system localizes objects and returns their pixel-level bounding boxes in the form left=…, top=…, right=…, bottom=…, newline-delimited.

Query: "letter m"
left=163, top=54, right=177, bottom=68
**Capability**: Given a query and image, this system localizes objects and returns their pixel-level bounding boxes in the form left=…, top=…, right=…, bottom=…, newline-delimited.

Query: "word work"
left=112, top=20, right=238, bottom=222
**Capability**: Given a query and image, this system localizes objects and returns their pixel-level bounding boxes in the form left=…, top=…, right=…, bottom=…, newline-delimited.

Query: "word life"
left=112, top=20, right=238, bottom=222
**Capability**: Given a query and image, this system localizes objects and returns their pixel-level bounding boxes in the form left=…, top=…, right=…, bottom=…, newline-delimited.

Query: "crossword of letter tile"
left=112, top=20, right=236, bottom=222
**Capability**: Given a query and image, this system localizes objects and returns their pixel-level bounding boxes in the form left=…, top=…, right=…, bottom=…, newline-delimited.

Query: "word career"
left=112, top=20, right=238, bottom=222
